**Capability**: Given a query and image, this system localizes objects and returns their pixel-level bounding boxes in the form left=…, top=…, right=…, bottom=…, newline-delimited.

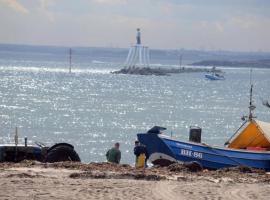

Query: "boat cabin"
left=227, top=120, right=270, bottom=151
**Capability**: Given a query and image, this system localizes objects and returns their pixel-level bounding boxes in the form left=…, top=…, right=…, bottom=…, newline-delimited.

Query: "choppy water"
left=0, top=47, right=270, bottom=164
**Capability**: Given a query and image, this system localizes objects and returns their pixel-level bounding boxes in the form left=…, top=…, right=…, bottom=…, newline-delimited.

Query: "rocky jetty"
left=112, top=66, right=221, bottom=76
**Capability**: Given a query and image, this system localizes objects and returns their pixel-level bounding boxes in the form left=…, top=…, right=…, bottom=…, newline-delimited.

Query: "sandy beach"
left=0, top=161, right=270, bottom=200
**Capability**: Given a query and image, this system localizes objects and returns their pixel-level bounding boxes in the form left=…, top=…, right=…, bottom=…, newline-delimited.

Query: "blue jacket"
left=134, top=145, right=149, bottom=159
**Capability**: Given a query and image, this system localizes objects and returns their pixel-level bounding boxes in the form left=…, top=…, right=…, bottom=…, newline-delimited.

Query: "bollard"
left=24, top=137, right=28, bottom=147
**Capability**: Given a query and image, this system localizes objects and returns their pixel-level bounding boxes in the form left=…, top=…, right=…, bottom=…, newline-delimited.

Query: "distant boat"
left=205, top=72, right=225, bottom=80
left=205, top=66, right=225, bottom=80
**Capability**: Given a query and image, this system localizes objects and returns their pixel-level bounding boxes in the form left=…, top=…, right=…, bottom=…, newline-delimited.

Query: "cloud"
left=39, top=0, right=56, bottom=9
left=0, top=0, right=269, bottom=51
left=38, top=0, right=55, bottom=22
left=228, top=15, right=257, bottom=29
left=0, top=0, right=29, bottom=14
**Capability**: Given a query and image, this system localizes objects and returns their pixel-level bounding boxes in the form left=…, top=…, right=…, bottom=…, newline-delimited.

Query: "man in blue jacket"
left=134, top=140, right=149, bottom=167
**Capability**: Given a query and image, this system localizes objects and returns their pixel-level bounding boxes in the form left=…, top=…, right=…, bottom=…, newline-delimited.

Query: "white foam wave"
left=0, top=66, right=113, bottom=74
left=91, top=60, right=108, bottom=64
left=150, top=63, right=209, bottom=69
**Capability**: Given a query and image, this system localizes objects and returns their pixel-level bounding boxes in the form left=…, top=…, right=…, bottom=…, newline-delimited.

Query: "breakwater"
left=112, top=66, right=221, bottom=76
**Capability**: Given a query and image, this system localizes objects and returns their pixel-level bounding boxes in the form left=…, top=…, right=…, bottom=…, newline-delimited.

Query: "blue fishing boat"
left=137, top=84, right=270, bottom=170
left=137, top=123, right=270, bottom=170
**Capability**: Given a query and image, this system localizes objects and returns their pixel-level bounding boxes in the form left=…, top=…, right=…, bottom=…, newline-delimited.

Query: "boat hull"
left=137, top=133, right=270, bottom=170
left=205, top=74, right=225, bottom=80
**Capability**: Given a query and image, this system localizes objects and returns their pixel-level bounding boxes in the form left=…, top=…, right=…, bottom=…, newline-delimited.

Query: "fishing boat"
left=205, top=66, right=225, bottom=80
left=137, top=83, right=270, bottom=170
left=205, top=72, right=225, bottom=80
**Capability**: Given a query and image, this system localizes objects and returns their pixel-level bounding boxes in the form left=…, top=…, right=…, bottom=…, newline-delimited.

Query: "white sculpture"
left=124, top=28, right=150, bottom=68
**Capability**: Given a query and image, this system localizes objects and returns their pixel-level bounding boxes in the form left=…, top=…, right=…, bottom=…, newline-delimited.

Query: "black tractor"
left=0, top=133, right=81, bottom=163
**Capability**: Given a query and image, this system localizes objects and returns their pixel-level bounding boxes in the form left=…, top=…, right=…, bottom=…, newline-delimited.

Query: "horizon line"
left=0, top=42, right=270, bottom=55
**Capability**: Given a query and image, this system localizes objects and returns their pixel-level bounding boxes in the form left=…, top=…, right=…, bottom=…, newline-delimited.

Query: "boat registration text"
left=180, top=149, right=203, bottom=159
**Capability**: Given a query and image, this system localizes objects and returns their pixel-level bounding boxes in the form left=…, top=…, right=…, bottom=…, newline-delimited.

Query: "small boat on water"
left=137, top=84, right=270, bottom=170
left=205, top=66, right=225, bottom=80
left=205, top=72, right=225, bottom=80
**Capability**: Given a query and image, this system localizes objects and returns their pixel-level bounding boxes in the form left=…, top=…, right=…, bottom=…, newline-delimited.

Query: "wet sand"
left=0, top=161, right=270, bottom=200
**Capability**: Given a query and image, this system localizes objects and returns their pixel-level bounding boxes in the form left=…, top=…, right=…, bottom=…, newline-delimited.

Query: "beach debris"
left=184, top=161, right=203, bottom=172
left=6, top=172, right=45, bottom=179
left=206, top=178, right=220, bottom=183
left=167, top=162, right=203, bottom=172
left=1, top=161, right=270, bottom=183
left=217, top=166, right=265, bottom=174
left=70, top=171, right=106, bottom=179
left=176, top=176, right=188, bottom=181
left=167, top=163, right=186, bottom=172
left=69, top=170, right=165, bottom=181
left=220, top=177, right=234, bottom=183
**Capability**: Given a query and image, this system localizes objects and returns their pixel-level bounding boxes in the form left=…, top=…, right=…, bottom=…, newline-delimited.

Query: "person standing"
left=106, top=142, right=121, bottom=164
left=134, top=141, right=148, bottom=168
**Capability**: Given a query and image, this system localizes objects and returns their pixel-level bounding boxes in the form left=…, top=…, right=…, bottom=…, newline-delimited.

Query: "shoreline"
left=0, top=161, right=270, bottom=199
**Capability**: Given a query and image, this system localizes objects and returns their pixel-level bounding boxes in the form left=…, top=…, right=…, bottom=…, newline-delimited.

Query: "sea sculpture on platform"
left=124, top=28, right=150, bottom=68
left=112, top=29, right=219, bottom=76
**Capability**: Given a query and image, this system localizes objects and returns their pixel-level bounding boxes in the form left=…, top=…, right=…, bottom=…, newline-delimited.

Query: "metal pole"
left=179, top=54, right=182, bottom=68
left=15, top=127, right=18, bottom=162
left=69, top=48, right=72, bottom=73
left=248, top=68, right=255, bottom=120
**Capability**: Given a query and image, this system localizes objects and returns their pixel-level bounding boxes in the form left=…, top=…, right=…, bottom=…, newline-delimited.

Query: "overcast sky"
left=0, top=0, right=270, bottom=51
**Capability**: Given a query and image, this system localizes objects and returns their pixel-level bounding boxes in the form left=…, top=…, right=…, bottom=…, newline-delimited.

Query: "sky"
left=0, top=0, right=270, bottom=51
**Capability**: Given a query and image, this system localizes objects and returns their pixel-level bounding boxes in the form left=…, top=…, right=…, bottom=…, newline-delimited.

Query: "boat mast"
left=69, top=48, right=72, bottom=73
left=225, top=69, right=255, bottom=146
left=248, top=69, right=256, bottom=120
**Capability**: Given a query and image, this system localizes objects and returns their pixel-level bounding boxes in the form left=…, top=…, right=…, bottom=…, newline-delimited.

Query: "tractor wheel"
left=45, top=145, right=81, bottom=163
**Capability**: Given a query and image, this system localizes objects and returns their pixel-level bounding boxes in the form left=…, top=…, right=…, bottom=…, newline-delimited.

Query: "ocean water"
left=0, top=46, right=270, bottom=164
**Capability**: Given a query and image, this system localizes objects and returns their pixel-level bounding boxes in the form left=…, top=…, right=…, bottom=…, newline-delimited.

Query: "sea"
left=0, top=44, right=269, bottom=164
